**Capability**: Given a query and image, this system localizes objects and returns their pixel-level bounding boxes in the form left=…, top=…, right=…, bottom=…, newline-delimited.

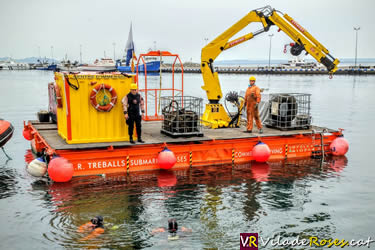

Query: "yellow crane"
left=200, top=5, right=340, bottom=129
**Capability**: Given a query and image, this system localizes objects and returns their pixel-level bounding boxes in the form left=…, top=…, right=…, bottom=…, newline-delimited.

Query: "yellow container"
left=55, top=72, right=136, bottom=144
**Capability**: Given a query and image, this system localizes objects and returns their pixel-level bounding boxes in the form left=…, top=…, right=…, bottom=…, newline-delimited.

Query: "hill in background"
left=0, top=57, right=59, bottom=64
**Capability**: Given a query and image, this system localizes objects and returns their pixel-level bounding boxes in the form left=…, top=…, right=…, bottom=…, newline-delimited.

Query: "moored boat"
left=57, top=60, right=79, bottom=71
left=0, top=60, right=29, bottom=70
left=0, top=119, right=14, bottom=148
left=35, top=60, right=57, bottom=71
left=77, top=58, right=116, bottom=72
left=37, top=64, right=57, bottom=71
left=117, top=59, right=161, bottom=73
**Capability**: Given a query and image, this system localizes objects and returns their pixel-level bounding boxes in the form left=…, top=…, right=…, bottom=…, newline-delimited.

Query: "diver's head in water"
left=91, top=216, right=103, bottom=228
left=168, top=218, right=178, bottom=234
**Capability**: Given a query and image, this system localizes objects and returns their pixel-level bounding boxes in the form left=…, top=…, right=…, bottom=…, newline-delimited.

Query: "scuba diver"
left=151, top=218, right=192, bottom=240
left=77, top=215, right=105, bottom=241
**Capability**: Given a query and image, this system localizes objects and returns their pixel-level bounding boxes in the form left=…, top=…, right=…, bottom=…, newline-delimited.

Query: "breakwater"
left=163, top=66, right=375, bottom=75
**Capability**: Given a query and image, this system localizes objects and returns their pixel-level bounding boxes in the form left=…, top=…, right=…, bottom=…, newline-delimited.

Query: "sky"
left=0, top=0, right=374, bottom=63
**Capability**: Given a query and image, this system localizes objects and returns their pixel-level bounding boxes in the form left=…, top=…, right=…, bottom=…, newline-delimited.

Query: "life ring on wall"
left=90, top=84, right=117, bottom=112
left=54, top=83, right=63, bottom=108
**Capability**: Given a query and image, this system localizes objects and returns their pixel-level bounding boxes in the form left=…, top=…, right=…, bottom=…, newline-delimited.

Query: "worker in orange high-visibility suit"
left=244, top=76, right=263, bottom=133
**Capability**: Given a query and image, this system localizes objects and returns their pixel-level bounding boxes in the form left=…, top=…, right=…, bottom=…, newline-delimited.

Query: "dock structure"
left=28, top=120, right=342, bottom=177
left=163, top=66, right=375, bottom=75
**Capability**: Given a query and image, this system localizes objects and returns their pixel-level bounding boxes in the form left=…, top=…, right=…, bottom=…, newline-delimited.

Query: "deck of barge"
left=31, top=120, right=336, bottom=150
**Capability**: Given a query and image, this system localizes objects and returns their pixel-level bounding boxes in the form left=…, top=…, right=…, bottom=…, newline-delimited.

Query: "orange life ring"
left=54, top=83, right=63, bottom=108
left=90, top=84, right=117, bottom=112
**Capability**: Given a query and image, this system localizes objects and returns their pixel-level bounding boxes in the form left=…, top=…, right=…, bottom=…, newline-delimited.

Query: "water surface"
left=0, top=70, right=374, bottom=249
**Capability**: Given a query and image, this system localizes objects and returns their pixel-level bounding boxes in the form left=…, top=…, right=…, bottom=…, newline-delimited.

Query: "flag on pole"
left=125, top=23, right=135, bottom=67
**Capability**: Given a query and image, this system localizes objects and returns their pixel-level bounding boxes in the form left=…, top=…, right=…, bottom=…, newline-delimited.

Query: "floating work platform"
left=27, top=120, right=343, bottom=177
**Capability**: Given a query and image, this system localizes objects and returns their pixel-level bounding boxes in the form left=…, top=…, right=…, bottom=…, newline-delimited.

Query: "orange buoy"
left=23, top=127, right=33, bottom=141
left=252, top=142, right=271, bottom=162
left=48, top=157, right=74, bottom=182
left=330, top=136, right=349, bottom=156
left=158, top=147, right=176, bottom=170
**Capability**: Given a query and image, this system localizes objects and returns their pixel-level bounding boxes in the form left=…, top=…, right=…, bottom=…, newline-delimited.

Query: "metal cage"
left=137, top=50, right=184, bottom=121
left=160, top=96, right=203, bottom=137
left=264, top=93, right=312, bottom=130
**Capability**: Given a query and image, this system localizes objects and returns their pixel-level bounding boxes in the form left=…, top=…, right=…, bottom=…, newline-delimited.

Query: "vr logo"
left=240, top=233, right=258, bottom=250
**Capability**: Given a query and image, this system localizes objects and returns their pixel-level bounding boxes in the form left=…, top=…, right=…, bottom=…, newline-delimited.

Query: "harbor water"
left=0, top=70, right=374, bottom=249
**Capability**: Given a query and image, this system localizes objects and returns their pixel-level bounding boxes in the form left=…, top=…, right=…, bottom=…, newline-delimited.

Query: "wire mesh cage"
left=264, top=93, right=312, bottom=130
left=160, top=96, right=204, bottom=137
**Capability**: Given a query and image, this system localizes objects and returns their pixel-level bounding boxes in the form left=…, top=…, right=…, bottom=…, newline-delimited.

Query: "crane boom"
left=200, top=5, right=340, bottom=128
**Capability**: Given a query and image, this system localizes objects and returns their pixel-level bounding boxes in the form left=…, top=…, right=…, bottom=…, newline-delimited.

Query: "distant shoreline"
left=1, top=57, right=375, bottom=65
left=163, top=65, right=375, bottom=75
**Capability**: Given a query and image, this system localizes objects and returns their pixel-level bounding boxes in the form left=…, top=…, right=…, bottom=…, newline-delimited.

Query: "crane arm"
left=201, top=6, right=339, bottom=104
left=268, top=12, right=339, bottom=73
left=201, top=7, right=272, bottom=103
left=200, top=5, right=340, bottom=128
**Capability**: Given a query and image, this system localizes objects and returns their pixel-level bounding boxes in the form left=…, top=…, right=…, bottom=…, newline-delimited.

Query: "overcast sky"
left=0, top=0, right=374, bottom=63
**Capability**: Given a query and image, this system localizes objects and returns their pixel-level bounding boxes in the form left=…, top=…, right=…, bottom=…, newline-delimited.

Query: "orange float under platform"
left=25, top=120, right=346, bottom=177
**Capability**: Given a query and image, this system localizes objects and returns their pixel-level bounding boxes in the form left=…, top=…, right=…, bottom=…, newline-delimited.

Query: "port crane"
left=200, top=5, right=340, bottom=128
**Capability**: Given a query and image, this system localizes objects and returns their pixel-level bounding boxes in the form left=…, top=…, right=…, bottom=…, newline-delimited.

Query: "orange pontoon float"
left=25, top=118, right=346, bottom=177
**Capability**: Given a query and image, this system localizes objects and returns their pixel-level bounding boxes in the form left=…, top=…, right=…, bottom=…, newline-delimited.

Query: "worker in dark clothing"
left=122, top=83, right=145, bottom=144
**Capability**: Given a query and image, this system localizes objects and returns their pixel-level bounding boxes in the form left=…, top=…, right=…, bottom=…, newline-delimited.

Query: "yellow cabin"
left=54, top=72, right=136, bottom=144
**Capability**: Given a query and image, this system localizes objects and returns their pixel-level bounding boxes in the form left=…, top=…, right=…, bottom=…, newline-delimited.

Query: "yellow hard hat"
left=249, top=76, right=256, bottom=81
left=130, top=83, right=138, bottom=90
